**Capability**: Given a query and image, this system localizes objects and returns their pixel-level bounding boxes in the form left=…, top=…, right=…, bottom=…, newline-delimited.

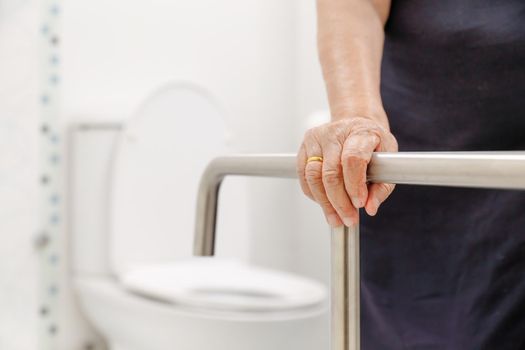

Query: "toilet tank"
left=69, top=123, right=122, bottom=276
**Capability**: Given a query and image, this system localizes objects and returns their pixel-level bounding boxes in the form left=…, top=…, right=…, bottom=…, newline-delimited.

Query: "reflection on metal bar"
left=367, top=151, right=525, bottom=189
left=331, top=225, right=360, bottom=350
left=193, top=151, right=525, bottom=350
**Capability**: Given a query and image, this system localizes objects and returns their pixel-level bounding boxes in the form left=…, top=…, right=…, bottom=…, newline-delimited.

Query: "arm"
left=297, top=0, right=397, bottom=227
left=317, top=0, right=391, bottom=125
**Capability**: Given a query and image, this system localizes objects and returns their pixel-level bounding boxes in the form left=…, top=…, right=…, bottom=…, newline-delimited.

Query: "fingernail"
left=342, top=217, right=355, bottom=227
left=351, top=196, right=363, bottom=208
left=327, top=213, right=343, bottom=227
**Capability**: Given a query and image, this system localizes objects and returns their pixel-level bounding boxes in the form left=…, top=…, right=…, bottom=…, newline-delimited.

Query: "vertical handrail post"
left=331, top=223, right=360, bottom=350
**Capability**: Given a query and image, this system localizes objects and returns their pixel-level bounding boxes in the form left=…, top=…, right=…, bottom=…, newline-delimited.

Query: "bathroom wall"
left=0, top=0, right=330, bottom=348
left=62, top=0, right=297, bottom=151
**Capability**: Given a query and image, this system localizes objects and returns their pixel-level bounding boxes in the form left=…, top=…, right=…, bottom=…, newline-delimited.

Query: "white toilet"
left=69, top=84, right=329, bottom=350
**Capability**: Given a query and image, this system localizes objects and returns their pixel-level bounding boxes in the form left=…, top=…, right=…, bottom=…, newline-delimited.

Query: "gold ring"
left=307, top=156, right=324, bottom=163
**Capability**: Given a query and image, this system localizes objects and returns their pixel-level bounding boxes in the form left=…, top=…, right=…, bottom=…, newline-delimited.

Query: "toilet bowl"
left=76, top=259, right=326, bottom=350
left=120, top=259, right=325, bottom=314
left=69, top=83, right=328, bottom=350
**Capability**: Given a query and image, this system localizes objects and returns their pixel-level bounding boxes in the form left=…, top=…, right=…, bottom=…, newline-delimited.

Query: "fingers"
left=365, top=182, right=395, bottom=216
left=341, top=130, right=380, bottom=209
left=303, top=135, right=343, bottom=227
left=305, top=160, right=343, bottom=227
left=296, top=144, right=314, bottom=201
left=321, top=142, right=358, bottom=226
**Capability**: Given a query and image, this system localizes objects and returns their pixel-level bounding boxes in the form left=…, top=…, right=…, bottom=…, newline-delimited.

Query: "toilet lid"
left=120, top=259, right=327, bottom=313
left=109, top=84, right=234, bottom=275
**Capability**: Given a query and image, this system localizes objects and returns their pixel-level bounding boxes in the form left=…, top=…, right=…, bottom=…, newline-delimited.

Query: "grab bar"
left=193, top=152, right=525, bottom=350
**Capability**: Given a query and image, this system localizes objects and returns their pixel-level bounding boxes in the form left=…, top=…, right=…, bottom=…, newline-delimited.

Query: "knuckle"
left=369, top=133, right=381, bottom=145
left=316, top=197, right=332, bottom=209
left=334, top=203, right=352, bottom=216
left=342, top=149, right=370, bottom=163
left=320, top=201, right=333, bottom=209
left=322, top=168, right=343, bottom=187
left=352, top=128, right=381, bottom=142
left=305, top=165, right=323, bottom=185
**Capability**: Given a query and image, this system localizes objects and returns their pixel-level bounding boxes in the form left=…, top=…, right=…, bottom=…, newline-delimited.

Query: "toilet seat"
left=120, top=259, right=326, bottom=314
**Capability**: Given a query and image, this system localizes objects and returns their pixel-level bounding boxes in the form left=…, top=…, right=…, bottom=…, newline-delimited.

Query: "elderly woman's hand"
left=297, top=116, right=398, bottom=227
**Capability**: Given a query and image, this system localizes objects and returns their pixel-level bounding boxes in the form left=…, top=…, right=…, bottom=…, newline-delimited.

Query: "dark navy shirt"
left=361, top=1, right=525, bottom=349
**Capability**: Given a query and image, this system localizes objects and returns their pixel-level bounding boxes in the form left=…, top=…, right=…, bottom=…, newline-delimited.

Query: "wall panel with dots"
left=38, top=1, right=63, bottom=349
left=38, top=3, right=105, bottom=348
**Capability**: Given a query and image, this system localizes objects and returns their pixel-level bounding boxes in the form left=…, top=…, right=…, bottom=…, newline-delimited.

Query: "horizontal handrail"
left=194, top=151, right=525, bottom=256
left=368, top=151, right=525, bottom=189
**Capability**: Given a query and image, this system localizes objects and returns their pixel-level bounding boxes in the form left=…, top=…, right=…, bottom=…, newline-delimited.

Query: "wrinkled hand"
left=297, top=117, right=398, bottom=227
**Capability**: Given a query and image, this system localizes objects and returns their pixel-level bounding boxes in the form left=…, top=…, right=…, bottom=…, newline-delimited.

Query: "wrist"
left=330, top=103, right=390, bottom=130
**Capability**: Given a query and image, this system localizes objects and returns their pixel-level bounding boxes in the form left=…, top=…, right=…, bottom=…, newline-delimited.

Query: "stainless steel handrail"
left=193, top=152, right=525, bottom=350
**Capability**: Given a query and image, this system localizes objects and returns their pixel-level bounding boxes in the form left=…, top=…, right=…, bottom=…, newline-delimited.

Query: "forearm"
left=317, top=0, right=391, bottom=128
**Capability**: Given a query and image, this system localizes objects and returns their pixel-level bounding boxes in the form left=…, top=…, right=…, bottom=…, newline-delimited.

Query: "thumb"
left=365, top=182, right=395, bottom=216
